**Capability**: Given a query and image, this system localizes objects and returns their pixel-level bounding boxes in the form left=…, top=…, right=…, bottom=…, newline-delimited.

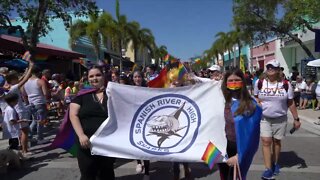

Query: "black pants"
left=77, top=147, right=115, bottom=180
left=218, top=140, right=237, bottom=180
left=9, top=138, right=19, bottom=150
left=137, top=160, right=150, bottom=175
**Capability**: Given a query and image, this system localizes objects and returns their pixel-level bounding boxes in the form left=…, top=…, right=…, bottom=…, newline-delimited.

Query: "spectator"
left=294, top=76, right=306, bottom=107
left=299, top=77, right=315, bottom=109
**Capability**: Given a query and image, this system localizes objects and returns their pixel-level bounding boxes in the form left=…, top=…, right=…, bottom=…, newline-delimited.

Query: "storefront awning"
left=0, top=34, right=85, bottom=59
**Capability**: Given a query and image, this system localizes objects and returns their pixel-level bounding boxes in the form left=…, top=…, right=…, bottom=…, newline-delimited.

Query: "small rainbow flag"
left=163, top=54, right=170, bottom=64
left=201, top=141, right=225, bottom=170
left=177, top=62, right=188, bottom=80
left=22, top=51, right=31, bottom=61
left=195, top=58, right=201, bottom=64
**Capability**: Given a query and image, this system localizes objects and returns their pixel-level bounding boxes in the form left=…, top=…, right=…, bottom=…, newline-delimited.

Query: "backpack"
left=258, top=79, right=289, bottom=92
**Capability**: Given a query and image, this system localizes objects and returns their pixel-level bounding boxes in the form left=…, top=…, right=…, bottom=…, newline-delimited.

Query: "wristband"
left=294, top=117, right=300, bottom=121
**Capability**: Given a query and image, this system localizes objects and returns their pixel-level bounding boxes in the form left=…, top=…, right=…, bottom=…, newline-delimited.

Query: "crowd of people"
left=0, top=58, right=319, bottom=180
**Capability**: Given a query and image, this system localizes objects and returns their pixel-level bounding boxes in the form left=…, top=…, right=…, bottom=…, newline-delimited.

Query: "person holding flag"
left=69, top=66, right=115, bottom=180
left=219, top=68, right=262, bottom=179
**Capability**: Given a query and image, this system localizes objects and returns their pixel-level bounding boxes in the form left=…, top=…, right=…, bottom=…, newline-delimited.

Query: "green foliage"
left=0, top=0, right=97, bottom=55
left=233, top=0, right=320, bottom=58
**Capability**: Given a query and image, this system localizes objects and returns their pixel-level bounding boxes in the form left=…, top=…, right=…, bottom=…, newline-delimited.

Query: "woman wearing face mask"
left=69, top=66, right=115, bottom=180
left=219, top=68, right=260, bottom=180
left=254, top=60, right=300, bottom=180
left=132, top=70, right=150, bottom=180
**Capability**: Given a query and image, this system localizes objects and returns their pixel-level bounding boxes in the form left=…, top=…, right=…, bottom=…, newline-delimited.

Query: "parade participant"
left=111, top=71, right=120, bottom=83
left=146, top=64, right=158, bottom=82
left=208, top=65, right=223, bottom=81
left=22, top=66, right=49, bottom=145
left=5, top=61, right=34, bottom=157
left=254, top=60, right=300, bottom=179
left=132, top=70, right=150, bottom=180
left=169, top=74, right=191, bottom=180
left=69, top=66, right=115, bottom=180
left=219, top=68, right=260, bottom=180
left=0, top=67, right=9, bottom=88
left=2, top=93, right=28, bottom=151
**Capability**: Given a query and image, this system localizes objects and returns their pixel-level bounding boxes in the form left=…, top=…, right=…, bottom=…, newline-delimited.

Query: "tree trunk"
left=29, top=0, right=48, bottom=61
left=119, top=39, right=123, bottom=71
left=287, top=31, right=315, bottom=59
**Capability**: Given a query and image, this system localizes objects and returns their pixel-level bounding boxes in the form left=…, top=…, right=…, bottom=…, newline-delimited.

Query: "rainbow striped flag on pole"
left=22, top=51, right=31, bottom=61
left=201, top=141, right=225, bottom=170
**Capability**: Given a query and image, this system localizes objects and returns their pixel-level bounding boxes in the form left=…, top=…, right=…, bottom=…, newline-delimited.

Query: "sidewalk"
left=288, top=108, right=320, bottom=135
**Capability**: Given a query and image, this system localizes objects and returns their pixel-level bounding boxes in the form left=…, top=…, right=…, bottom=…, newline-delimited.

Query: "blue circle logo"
left=129, top=94, right=201, bottom=155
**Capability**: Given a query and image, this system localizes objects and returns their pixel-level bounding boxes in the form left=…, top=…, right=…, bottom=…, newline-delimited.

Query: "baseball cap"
left=266, top=60, right=280, bottom=68
left=208, top=65, right=221, bottom=72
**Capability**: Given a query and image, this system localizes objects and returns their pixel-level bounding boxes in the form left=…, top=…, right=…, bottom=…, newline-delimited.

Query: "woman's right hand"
left=79, top=134, right=90, bottom=149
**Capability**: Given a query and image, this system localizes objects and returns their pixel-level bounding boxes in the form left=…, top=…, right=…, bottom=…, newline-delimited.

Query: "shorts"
left=17, top=111, right=30, bottom=129
left=301, top=93, right=313, bottom=100
left=260, top=115, right=287, bottom=140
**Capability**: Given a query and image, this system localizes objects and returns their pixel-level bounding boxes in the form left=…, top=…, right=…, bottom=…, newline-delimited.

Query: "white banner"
left=90, top=81, right=227, bottom=162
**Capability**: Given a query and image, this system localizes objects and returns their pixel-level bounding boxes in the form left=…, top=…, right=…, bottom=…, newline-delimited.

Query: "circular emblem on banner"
left=130, top=94, right=201, bottom=155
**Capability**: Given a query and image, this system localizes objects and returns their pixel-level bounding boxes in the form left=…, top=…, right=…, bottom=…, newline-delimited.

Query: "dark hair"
left=222, top=68, right=255, bottom=116
left=148, top=64, right=157, bottom=71
left=5, top=71, right=19, bottom=84
left=88, top=66, right=104, bottom=76
left=132, top=70, right=147, bottom=87
left=4, top=93, right=19, bottom=104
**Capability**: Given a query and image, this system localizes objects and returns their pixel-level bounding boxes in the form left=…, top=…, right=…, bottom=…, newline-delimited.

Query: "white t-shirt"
left=254, top=79, right=293, bottom=118
left=9, top=84, right=28, bottom=115
left=2, top=105, right=20, bottom=139
left=294, top=81, right=306, bottom=92
left=315, top=81, right=320, bottom=97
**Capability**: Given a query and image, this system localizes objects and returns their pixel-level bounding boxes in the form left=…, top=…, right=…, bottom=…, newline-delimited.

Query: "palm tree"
left=154, top=45, right=168, bottom=66
left=129, top=21, right=156, bottom=66
left=215, top=32, right=233, bottom=67
left=69, top=12, right=102, bottom=61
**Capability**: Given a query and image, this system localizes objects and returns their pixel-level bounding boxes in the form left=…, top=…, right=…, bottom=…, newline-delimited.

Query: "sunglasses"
left=266, top=65, right=279, bottom=70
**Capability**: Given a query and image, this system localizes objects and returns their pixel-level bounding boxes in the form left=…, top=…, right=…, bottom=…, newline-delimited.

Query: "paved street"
left=1, top=109, right=320, bottom=180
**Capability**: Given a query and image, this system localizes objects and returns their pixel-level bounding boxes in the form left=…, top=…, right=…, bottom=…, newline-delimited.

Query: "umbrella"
left=4, top=58, right=28, bottom=69
left=307, top=59, right=320, bottom=67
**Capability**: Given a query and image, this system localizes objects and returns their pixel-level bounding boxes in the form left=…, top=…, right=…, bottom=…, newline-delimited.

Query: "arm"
left=18, top=61, right=34, bottom=89
left=288, top=99, right=301, bottom=129
left=38, top=79, right=49, bottom=101
left=69, top=102, right=90, bottom=149
left=20, top=86, right=29, bottom=105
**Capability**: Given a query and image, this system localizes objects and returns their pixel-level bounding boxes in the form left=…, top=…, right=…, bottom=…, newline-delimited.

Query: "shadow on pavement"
left=2, top=163, right=48, bottom=180
left=115, top=161, right=216, bottom=180
left=279, top=151, right=308, bottom=168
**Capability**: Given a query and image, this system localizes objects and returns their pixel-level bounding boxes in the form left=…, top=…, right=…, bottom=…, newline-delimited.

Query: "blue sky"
left=97, top=0, right=234, bottom=60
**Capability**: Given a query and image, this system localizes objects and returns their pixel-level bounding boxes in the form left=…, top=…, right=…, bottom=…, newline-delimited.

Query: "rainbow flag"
left=163, top=54, right=170, bottom=64
left=201, top=141, right=225, bottom=170
left=22, top=51, right=31, bottom=61
left=177, top=63, right=188, bottom=80
left=35, top=54, right=48, bottom=61
left=147, top=67, right=169, bottom=88
left=195, top=58, right=201, bottom=64
left=49, top=88, right=96, bottom=156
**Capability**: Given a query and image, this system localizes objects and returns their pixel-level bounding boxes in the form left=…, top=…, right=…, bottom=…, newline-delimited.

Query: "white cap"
left=266, top=60, right=280, bottom=68
left=208, top=65, right=221, bottom=72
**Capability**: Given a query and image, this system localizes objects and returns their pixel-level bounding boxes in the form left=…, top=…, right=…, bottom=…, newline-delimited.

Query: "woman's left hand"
left=226, top=154, right=238, bottom=167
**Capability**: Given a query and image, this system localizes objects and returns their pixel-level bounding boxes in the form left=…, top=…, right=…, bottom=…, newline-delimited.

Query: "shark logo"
left=146, top=102, right=187, bottom=147
left=130, top=94, right=201, bottom=155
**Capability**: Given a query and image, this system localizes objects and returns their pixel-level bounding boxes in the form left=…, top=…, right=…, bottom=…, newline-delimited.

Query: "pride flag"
left=35, top=54, right=48, bottom=61
left=49, top=88, right=97, bottom=156
left=195, top=58, right=201, bottom=64
left=163, top=54, right=170, bottom=64
left=147, top=67, right=169, bottom=88
left=201, top=141, right=225, bottom=170
left=232, top=99, right=262, bottom=179
left=22, top=51, right=31, bottom=61
left=177, top=63, right=188, bottom=80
